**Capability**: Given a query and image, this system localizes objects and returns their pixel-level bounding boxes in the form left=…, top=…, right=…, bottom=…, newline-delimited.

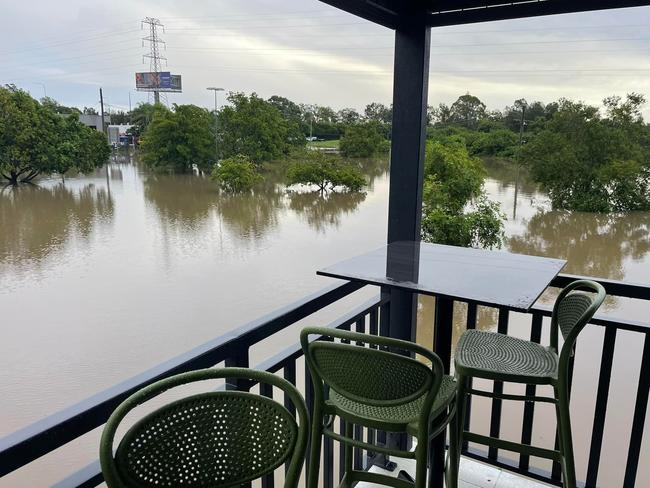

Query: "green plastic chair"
left=100, top=368, right=309, bottom=488
left=448, top=280, right=606, bottom=488
left=301, top=326, right=457, bottom=488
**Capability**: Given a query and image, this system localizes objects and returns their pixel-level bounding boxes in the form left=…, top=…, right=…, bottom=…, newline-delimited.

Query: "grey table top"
left=317, top=241, right=566, bottom=311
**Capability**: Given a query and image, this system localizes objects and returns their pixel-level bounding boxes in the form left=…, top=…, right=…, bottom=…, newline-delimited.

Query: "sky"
left=3, top=0, right=650, bottom=117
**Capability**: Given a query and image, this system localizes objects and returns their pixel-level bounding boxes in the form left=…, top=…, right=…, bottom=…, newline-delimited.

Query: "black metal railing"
left=0, top=273, right=648, bottom=488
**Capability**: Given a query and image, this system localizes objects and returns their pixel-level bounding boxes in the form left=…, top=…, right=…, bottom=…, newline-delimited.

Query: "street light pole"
left=206, top=87, right=224, bottom=162
left=33, top=82, right=47, bottom=98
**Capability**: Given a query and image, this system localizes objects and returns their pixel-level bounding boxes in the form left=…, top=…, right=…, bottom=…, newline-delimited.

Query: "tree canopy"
left=0, top=85, right=110, bottom=185
left=286, top=151, right=365, bottom=192
left=340, top=122, right=388, bottom=158
left=211, top=154, right=262, bottom=192
left=421, top=137, right=504, bottom=248
left=522, top=94, right=650, bottom=212
left=140, top=104, right=215, bottom=173
left=218, top=92, right=304, bottom=163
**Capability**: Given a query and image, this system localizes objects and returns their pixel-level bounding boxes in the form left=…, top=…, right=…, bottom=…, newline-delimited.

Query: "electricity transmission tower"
left=141, top=17, right=167, bottom=104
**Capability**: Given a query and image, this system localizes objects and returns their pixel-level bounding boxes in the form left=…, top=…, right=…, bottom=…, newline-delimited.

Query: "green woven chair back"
left=308, top=338, right=433, bottom=406
left=114, top=392, right=296, bottom=487
left=557, top=291, right=597, bottom=341
left=551, top=280, right=607, bottom=357
left=100, top=368, right=308, bottom=488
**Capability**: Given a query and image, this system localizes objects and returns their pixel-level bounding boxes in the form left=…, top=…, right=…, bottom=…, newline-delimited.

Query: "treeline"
left=133, top=92, right=390, bottom=177
left=428, top=93, right=650, bottom=212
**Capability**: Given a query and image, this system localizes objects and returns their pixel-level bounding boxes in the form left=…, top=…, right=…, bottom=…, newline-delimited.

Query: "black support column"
left=383, top=16, right=431, bottom=457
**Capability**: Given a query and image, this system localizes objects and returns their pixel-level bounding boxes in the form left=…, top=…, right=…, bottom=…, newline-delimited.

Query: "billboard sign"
left=135, top=72, right=182, bottom=92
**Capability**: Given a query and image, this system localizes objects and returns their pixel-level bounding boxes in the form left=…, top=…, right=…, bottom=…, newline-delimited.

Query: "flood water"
left=1, top=153, right=648, bottom=486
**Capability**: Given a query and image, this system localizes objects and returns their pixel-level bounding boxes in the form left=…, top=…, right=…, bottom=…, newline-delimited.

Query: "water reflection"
left=288, top=191, right=366, bottom=233
left=0, top=183, right=113, bottom=276
left=509, top=210, right=650, bottom=280
left=144, top=174, right=217, bottom=232
left=216, top=187, right=284, bottom=240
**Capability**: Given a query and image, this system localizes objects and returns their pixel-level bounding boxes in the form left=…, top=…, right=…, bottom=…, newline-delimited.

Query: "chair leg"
left=414, top=435, right=429, bottom=488
left=308, top=410, right=324, bottom=488
left=555, top=385, right=577, bottom=488
left=447, top=374, right=467, bottom=488
left=344, top=421, right=353, bottom=479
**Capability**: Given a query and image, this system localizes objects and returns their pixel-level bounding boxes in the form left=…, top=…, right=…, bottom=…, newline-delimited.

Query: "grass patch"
left=308, top=139, right=340, bottom=149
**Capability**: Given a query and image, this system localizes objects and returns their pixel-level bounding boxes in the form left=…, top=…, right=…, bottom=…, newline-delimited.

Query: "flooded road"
left=1, top=154, right=648, bottom=486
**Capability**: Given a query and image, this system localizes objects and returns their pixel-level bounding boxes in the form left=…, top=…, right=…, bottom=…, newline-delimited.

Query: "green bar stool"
left=301, top=326, right=457, bottom=488
left=448, top=280, right=606, bottom=488
left=100, top=368, right=309, bottom=488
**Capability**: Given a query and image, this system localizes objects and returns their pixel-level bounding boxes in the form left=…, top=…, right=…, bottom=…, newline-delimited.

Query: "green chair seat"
left=327, top=375, right=456, bottom=435
left=455, top=330, right=558, bottom=384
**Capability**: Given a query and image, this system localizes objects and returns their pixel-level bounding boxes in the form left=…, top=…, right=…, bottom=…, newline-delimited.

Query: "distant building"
left=108, top=124, right=134, bottom=147
left=79, top=114, right=110, bottom=132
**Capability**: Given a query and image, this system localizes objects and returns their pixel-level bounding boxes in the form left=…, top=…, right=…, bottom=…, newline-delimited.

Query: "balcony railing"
left=0, top=273, right=648, bottom=488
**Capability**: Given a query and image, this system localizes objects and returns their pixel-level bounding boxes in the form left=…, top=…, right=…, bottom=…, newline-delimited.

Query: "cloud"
left=2, top=1, right=650, bottom=116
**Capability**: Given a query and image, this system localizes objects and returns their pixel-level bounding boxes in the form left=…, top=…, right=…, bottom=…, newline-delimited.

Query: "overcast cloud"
left=3, top=1, right=650, bottom=116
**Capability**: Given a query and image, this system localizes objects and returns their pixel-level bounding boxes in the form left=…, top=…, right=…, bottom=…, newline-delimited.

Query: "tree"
left=340, top=122, right=388, bottom=158
left=140, top=104, right=214, bottom=173
left=128, top=103, right=165, bottom=138
left=40, top=97, right=80, bottom=115
left=286, top=151, right=365, bottom=192
left=522, top=95, right=650, bottom=212
left=337, top=108, right=361, bottom=126
left=449, top=93, right=487, bottom=129
left=83, top=107, right=98, bottom=115
left=0, top=85, right=109, bottom=185
left=219, top=92, right=303, bottom=162
left=364, top=102, right=392, bottom=124
left=211, top=154, right=262, bottom=192
left=421, top=137, right=504, bottom=248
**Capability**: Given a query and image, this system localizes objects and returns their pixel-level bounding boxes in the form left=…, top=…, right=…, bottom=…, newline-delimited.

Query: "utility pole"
left=128, top=91, right=132, bottom=112
left=206, top=87, right=224, bottom=162
left=513, top=104, right=526, bottom=219
left=99, top=87, right=106, bottom=136
left=141, top=17, right=166, bottom=104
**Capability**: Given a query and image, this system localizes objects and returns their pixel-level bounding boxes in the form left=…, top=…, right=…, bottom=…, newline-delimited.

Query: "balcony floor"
left=359, top=456, right=550, bottom=488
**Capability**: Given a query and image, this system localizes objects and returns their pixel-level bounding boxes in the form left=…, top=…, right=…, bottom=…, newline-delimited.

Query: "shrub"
left=340, top=122, right=387, bottom=158
left=286, top=151, right=365, bottom=192
left=211, top=154, right=262, bottom=192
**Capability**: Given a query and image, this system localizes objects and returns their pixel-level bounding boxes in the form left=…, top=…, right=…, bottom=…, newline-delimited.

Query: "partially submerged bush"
left=211, top=154, right=262, bottom=192
left=286, top=151, right=365, bottom=192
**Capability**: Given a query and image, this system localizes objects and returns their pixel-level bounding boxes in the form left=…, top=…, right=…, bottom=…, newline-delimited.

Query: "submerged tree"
left=286, top=151, right=365, bottom=192
left=0, top=85, right=110, bottom=185
left=522, top=94, right=650, bottom=212
left=140, top=104, right=215, bottom=173
left=211, top=154, right=262, bottom=192
left=421, top=137, right=504, bottom=248
left=219, top=92, right=304, bottom=163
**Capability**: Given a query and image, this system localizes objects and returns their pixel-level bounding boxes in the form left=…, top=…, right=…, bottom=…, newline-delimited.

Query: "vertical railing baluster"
left=623, top=332, right=650, bottom=488
left=431, top=297, right=454, bottom=488
left=462, top=302, right=478, bottom=452
left=283, top=361, right=297, bottom=476
left=488, top=308, right=509, bottom=461
left=519, top=312, right=543, bottom=471
left=304, top=361, right=315, bottom=481
left=354, top=317, right=365, bottom=470
left=225, top=346, right=250, bottom=391
left=585, top=327, right=617, bottom=487
left=367, top=306, right=379, bottom=463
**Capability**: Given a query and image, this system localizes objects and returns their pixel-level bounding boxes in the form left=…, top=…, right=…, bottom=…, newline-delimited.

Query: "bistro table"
left=317, top=240, right=566, bottom=486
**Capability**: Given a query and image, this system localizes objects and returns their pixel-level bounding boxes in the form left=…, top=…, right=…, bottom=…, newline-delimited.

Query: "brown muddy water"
left=0, top=153, right=648, bottom=486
